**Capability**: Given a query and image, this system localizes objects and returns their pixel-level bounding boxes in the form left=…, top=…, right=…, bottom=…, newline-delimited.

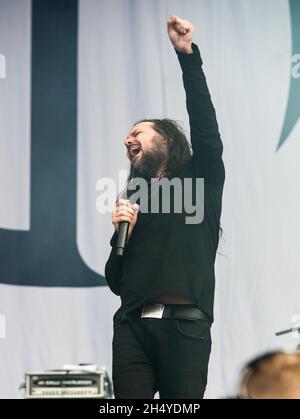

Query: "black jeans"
left=112, top=305, right=212, bottom=399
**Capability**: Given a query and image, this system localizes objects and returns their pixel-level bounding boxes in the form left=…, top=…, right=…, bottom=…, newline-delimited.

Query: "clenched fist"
left=167, top=16, right=194, bottom=54
left=112, top=199, right=139, bottom=240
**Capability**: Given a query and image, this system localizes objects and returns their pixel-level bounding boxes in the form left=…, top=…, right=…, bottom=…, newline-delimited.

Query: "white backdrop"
left=1, top=0, right=300, bottom=398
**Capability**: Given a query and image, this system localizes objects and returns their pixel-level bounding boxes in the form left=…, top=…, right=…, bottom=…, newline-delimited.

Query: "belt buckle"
left=141, top=303, right=165, bottom=319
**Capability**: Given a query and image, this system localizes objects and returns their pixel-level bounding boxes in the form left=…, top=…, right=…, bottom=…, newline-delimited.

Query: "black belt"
left=137, top=302, right=211, bottom=322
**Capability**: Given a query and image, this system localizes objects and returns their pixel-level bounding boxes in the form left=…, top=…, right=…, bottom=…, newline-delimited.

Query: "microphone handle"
left=116, top=221, right=129, bottom=256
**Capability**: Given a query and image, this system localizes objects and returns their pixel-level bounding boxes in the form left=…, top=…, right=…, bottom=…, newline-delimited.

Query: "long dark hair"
left=134, top=118, right=192, bottom=177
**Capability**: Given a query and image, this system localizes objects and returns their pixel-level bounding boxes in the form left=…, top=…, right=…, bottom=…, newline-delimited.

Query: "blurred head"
left=124, top=119, right=192, bottom=181
left=237, top=350, right=300, bottom=399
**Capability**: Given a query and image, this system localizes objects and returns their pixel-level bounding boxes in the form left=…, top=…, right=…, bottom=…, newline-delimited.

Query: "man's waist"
left=132, top=302, right=211, bottom=322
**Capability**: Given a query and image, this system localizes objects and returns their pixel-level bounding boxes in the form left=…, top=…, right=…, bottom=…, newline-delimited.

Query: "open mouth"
left=128, top=144, right=141, bottom=160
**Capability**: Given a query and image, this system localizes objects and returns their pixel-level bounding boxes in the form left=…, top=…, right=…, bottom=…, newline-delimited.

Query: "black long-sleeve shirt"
left=105, top=43, right=225, bottom=325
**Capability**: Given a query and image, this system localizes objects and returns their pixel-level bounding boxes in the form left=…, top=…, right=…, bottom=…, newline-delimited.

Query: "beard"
left=129, top=137, right=168, bottom=182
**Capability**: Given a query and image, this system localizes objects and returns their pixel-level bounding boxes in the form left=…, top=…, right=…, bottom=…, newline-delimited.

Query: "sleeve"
left=104, top=231, right=123, bottom=296
left=175, top=43, right=225, bottom=185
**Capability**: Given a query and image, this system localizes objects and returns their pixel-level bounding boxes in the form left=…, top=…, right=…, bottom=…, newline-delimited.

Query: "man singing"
left=105, top=16, right=225, bottom=399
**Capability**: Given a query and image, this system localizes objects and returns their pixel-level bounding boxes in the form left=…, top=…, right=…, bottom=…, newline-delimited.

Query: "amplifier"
left=24, top=366, right=113, bottom=399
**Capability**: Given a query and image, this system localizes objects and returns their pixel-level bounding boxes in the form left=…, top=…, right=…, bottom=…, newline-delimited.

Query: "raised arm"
left=167, top=16, right=225, bottom=184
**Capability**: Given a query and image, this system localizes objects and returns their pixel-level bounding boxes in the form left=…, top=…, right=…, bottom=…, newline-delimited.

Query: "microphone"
left=275, top=327, right=300, bottom=336
left=116, top=221, right=129, bottom=256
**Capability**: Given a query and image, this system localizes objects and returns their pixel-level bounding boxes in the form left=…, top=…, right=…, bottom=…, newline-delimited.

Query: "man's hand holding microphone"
left=112, top=199, right=139, bottom=255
